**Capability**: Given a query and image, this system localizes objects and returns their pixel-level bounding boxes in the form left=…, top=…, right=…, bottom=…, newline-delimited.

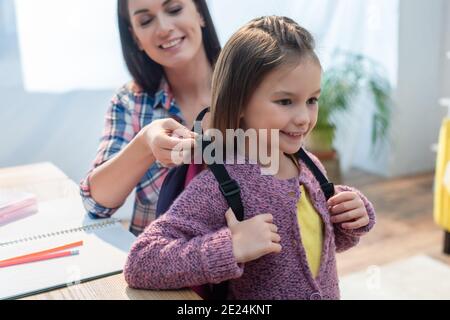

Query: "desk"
left=0, top=162, right=201, bottom=300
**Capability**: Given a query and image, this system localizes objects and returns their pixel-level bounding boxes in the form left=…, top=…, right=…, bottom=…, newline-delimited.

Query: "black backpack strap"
left=195, top=109, right=241, bottom=299
left=192, top=107, right=210, bottom=131
left=208, top=161, right=245, bottom=221
left=197, top=112, right=244, bottom=222
left=297, top=148, right=335, bottom=200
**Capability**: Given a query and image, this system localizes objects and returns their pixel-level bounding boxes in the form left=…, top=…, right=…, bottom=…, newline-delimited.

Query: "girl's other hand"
left=225, top=208, right=282, bottom=264
left=327, top=191, right=369, bottom=230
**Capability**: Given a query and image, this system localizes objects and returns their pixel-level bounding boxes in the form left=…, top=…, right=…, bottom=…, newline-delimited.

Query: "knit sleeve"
left=123, top=171, right=244, bottom=290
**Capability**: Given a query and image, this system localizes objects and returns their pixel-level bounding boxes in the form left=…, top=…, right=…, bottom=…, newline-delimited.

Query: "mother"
left=80, top=0, right=221, bottom=235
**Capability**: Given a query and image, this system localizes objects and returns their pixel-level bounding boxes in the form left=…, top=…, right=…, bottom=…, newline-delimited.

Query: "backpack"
left=155, top=107, right=335, bottom=300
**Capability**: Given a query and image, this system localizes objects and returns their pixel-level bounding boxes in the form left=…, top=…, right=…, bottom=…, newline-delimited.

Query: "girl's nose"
left=293, top=105, right=310, bottom=126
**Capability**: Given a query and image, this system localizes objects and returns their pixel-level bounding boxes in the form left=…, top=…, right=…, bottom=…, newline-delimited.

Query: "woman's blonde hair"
left=210, top=16, right=319, bottom=139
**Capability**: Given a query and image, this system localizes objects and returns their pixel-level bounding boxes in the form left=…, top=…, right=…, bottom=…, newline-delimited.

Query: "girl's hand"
left=327, top=191, right=370, bottom=230
left=225, top=208, right=282, bottom=264
left=139, top=119, right=198, bottom=168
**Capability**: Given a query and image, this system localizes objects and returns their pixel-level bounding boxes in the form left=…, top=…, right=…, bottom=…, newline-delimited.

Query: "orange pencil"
left=0, top=241, right=83, bottom=264
left=0, top=250, right=79, bottom=268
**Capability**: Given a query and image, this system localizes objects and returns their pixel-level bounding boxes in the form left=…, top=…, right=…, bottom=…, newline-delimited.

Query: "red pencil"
left=0, top=250, right=79, bottom=268
left=0, top=241, right=83, bottom=264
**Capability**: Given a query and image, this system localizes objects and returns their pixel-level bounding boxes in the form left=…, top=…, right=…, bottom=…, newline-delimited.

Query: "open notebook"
left=0, top=197, right=136, bottom=300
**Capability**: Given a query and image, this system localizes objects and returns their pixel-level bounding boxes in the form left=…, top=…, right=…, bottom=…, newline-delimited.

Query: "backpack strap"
left=208, top=162, right=245, bottom=221
left=193, top=107, right=210, bottom=130
left=195, top=107, right=245, bottom=222
left=201, top=138, right=244, bottom=222
left=197, top=108, right=242, bottom=300
left=297, top=148, right=335, bottom=200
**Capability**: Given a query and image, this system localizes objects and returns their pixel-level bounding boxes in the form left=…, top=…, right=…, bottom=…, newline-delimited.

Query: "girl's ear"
left=129, top=27, right=144, bottom=51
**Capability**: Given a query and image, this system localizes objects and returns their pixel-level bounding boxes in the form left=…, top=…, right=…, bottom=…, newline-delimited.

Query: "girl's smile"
left=280, top=130, right=308, bottom=146
left=280, top=130, right=308, bottom=138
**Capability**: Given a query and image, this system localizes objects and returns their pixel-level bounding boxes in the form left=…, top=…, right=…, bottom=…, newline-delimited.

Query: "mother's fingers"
left=161, top=118, right=198, bottom=141
left=161, top=118, right=189, bottom=132
left=173, top=127, right=199, bottom=139
left=156, top=133, right=196, bottom=151
left=153, top=134, right=197, bottom=167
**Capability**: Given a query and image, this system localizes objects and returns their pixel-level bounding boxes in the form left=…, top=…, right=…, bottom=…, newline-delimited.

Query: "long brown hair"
left=117, top=0, right=221, bottom=95
left=210, top=16, right=319, bottom=140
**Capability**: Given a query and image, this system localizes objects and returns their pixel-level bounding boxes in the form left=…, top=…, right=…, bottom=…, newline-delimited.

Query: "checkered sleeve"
left=80, top=89, right=137, bottom=218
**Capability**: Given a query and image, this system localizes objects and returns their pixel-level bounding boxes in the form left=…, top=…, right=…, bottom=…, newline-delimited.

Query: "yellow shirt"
left=297, top=185, right=324, bottom=278
left=434, top=119, right=450, bottom=231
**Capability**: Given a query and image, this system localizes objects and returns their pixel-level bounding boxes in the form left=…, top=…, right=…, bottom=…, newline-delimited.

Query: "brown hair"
left=210, top=16, right=319, bottom=139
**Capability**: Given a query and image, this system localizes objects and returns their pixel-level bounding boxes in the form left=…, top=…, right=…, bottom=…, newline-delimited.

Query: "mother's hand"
left=140, top=118, right=198, bottom=168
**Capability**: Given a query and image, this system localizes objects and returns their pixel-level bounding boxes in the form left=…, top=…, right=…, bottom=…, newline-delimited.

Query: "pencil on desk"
left=0, top=240, right=83, bottom=264
left=0, top=250, right=79, bottom=268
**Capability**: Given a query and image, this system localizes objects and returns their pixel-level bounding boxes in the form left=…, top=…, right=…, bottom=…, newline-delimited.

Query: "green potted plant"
left=305, top=51, right=392, bottom=181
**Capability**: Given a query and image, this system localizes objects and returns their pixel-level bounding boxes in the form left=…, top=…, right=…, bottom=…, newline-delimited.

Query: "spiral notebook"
left=0, top=197, right=136, bottom=300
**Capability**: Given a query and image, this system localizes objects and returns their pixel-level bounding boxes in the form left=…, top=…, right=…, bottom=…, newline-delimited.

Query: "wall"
left=442, top=1, right=450, bottom=106
left=388, top=0, right=447, bottom=176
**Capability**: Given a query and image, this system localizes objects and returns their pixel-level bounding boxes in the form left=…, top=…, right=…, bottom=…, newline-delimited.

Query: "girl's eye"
left=307, top=98, right=319, bottom=105
left=276, top=99, right=293, bottom=106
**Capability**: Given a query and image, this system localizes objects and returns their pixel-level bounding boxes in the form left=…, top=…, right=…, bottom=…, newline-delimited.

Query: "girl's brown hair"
left=210, top=16, right=319, bottom=138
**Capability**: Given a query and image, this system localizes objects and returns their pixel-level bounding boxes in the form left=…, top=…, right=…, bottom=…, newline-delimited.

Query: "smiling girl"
left=124, top=16, right=376, bottom=300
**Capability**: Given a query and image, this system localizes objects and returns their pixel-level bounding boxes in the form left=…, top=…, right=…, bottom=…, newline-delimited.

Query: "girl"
left=124, top=16, right=375, bottom=300
left=80, top=0, right=221, bottom=236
